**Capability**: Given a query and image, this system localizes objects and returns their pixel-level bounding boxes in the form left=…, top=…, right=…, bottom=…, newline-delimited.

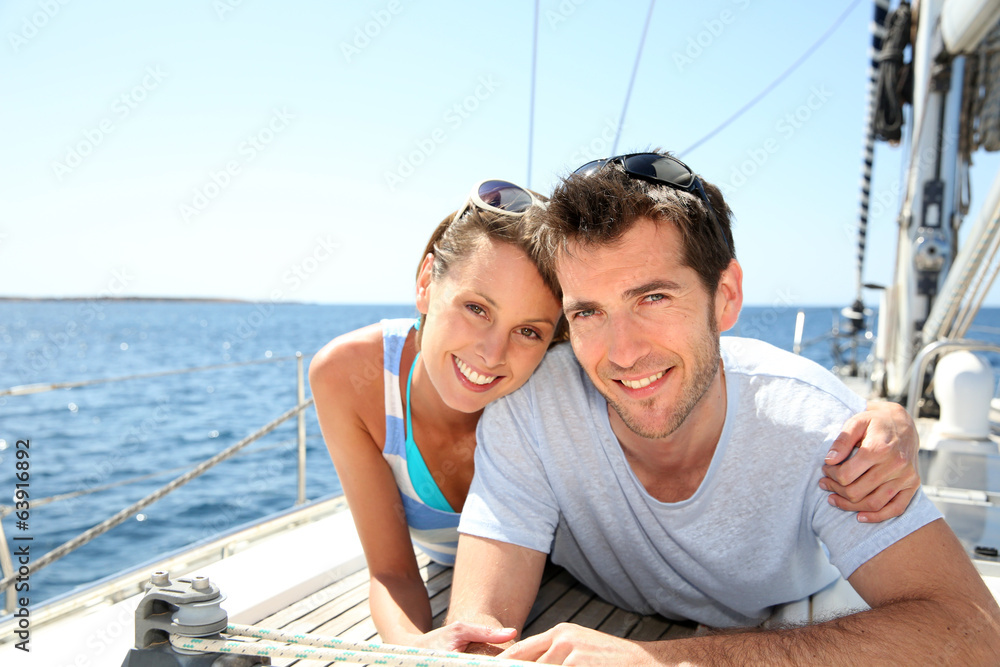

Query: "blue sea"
left=3, top=300, right=1000, bottom=607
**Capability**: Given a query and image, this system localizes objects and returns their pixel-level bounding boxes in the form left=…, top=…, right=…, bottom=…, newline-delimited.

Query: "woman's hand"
left=403, top=622, right=517, bottom=653
left=820, top=401, right=920, bottom=523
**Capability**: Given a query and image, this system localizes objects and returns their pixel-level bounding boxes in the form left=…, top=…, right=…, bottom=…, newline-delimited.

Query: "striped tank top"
left=380, top=318, right=461, bottom=565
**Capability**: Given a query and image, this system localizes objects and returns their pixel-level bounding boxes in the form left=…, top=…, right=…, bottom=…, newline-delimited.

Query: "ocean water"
left=2, top=300, right=1000, bottom=607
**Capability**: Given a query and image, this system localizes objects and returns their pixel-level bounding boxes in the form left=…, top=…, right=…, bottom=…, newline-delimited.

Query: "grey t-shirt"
left=459, top=338, right=942, bottom=627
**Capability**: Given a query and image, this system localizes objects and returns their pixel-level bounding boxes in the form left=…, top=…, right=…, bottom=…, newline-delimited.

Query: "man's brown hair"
left=533, top=152, right=735, bottom=294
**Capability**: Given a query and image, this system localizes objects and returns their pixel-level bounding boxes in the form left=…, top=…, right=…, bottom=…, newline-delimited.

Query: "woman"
left=309, top=179, right=919, bottom=649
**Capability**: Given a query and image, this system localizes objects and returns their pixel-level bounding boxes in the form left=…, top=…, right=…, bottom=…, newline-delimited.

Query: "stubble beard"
left=602, top=317, right=722, bottom=440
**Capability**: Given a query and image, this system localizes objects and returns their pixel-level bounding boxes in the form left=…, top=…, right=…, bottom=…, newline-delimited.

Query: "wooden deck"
left=254, top=552, right=698, bottom=665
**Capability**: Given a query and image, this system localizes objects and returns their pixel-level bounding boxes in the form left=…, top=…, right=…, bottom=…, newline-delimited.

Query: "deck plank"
left=259, top=549, right=695, bottom=665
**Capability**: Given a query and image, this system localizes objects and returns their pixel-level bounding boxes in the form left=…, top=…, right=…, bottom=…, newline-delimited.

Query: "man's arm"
left=502, top=519, right=1000, bottom=665
left=446, top=534, right=548, bottom=654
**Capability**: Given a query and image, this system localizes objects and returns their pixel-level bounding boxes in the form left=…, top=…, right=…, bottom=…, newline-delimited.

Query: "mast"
left=878, top=0, right=1000, bottom=399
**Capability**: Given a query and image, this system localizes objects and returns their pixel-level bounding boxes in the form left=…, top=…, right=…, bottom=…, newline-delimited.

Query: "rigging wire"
left=680, top=0, right=864, bottom=158
left=527, top=0, right=540, bottom=188
left=611, top=0, right=656, bottom=156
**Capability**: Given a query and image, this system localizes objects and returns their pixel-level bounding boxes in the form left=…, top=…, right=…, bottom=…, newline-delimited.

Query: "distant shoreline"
left=0, top=296, right=415, bottom=306
left=0, top=296, right=250, bottom=303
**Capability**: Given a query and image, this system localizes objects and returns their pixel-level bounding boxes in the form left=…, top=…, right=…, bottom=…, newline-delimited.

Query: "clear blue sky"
left=3, top=0, right=998, bottom=307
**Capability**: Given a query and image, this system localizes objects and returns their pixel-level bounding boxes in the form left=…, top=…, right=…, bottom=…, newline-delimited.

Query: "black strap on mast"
left=853, top=0, right=909, bottom=309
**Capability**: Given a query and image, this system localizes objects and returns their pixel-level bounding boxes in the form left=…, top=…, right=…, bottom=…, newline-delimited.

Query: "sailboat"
left=4, top=0, right=1000, bottom=664
left=809, top=0, right=1000, bottom=605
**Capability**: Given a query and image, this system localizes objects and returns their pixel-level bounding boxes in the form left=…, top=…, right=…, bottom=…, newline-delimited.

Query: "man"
left=446, top=152, right=1000, bottom=664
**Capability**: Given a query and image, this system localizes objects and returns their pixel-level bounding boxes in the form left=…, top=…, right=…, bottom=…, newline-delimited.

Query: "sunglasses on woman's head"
left=454, top=179, right=544, bottom=221
left=574, top=153, right=732, bottom=255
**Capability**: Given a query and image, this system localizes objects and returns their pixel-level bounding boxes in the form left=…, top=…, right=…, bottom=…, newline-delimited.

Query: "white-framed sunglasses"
left=453, top=179, right=546, bottom=220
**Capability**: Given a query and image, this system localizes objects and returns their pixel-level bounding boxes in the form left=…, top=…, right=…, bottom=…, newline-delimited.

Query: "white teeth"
left=455, top=357, right=498, bottom=385
left=620, top=371, right=664, bottom=390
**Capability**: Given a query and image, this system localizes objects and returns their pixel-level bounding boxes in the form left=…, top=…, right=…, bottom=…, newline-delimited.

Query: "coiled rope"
left=872, top=2, right=911, bottom=143
left=168, top=623, right=535, bottom=666
left=961, top=21, right=1000, bottom=158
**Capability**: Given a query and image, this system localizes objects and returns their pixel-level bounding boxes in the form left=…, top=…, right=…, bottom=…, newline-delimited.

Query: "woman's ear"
left=415, top=253, right=435, bottom=314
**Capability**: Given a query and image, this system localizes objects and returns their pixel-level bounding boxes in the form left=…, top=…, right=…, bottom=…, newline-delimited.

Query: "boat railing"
left=0, top=352, right=317, bottom=616
left=904, top=339, right=1000, bottom=418
left=792, top=307, right=876, bottom=379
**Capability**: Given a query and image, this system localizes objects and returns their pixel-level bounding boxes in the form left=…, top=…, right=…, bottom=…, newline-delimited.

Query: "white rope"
left=226, top=623, right=528, bottom=664
left=169, top=625, right=536, bottom=666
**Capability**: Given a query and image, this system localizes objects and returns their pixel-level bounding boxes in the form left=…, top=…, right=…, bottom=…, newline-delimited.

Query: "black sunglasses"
left=573, top=153, right=732, bottom=255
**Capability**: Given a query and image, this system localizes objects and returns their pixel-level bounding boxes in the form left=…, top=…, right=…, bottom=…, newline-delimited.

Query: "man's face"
left=557, top=217, right=740, bottom=441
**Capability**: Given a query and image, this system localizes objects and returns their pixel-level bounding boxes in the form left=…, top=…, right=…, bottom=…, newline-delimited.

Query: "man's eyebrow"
left=622, top=280, right=682, bottom=301
left=564, top=280, right=683, bottom=314
left=563, top=298, right=601, bottom=314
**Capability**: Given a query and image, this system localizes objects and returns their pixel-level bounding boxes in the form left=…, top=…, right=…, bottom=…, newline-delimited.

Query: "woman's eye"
left=466, top=304, right=485, bottom=316
left=518, top=327, right=540, bottom=339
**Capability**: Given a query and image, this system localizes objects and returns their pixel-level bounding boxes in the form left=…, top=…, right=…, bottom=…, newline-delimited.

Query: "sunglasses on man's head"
left=573, top=153, right=732, bottom=255
left=454, top=179, right=544, bottom=221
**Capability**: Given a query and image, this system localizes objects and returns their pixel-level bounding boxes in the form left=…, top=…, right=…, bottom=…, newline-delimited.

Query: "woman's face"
left=416, top=238, right=562, bottom=414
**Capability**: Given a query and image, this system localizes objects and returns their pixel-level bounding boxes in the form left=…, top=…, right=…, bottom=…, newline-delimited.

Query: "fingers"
left=824, top=440, right=910, bottom=487
left=820, top=471, right=877, bottom=505
left=856, top=485, right=916, bottom=523
left=443, top=622, right=517, bottom=649
left=500, top=632, right=561, bottom=664
left=825, top=412, right=871, bottom=467
left=822, top=475, right=918, bottom=520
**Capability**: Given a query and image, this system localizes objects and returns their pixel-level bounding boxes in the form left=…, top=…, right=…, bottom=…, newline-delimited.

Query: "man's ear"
left=415, top=253, right=435, bottom=314
left=715, top=259, right=743, bottom=332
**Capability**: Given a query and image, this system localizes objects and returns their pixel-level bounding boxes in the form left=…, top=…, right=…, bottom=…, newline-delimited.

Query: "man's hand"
left=500, top=623, right=654, bottom=666
left=820, top=400, right=919, bottom=522
left=405, top=622, right=517, bottom=652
